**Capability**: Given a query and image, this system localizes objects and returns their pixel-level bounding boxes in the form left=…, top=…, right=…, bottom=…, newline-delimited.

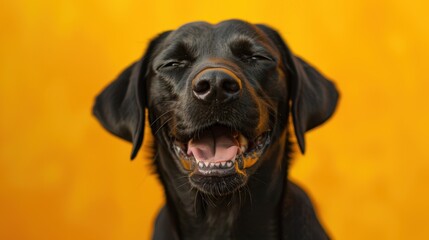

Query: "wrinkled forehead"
left=159, top=20, right=274, bottom=56
left=172, top=20, right=262, bottom=40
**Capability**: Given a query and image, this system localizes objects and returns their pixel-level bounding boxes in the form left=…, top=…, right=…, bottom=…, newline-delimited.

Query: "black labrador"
left=93, top=19, right=339, bottom=240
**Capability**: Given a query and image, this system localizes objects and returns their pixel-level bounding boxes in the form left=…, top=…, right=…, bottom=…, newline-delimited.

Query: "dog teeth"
left=240, top=146, right=247, bottom=153
left=174, top=145, right=180, bottom=153
left=239, top=134, right=248, bottom=147
left=197, top=160, right=235, bottom=169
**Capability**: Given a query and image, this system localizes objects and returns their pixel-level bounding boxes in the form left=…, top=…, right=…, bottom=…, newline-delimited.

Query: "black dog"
left=93, top=20, right=339, bottom=240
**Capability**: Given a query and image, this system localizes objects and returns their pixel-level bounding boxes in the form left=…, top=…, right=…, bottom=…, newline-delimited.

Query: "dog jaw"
left=171, top=124, right=271, bottom=195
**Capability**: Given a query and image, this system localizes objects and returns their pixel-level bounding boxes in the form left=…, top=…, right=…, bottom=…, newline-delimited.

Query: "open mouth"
left=172, top=125, right=270, bottom=177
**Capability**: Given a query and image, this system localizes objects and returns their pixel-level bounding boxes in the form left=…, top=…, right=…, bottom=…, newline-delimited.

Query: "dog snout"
left=192, top=68, right=242, bottom=103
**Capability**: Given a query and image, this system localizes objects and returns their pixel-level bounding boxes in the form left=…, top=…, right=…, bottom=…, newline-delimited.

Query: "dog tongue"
left=187, top=126, right=240, bottom=163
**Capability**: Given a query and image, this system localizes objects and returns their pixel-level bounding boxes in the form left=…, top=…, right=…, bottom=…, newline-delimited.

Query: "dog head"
left=93, top=20, right=339, bottom=196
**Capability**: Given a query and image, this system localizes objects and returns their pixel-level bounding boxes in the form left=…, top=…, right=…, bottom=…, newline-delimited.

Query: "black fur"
left=93, top=20, right=339, bottom=240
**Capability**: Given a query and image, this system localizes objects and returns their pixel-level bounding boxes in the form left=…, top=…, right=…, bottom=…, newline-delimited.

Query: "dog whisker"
left=244, top=185, right=253, bottom=208
left=150, top=110, right=174, bottom=127
left=153, top=117, right=172, bottom=136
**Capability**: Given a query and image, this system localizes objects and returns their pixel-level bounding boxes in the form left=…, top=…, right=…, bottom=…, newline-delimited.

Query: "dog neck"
left=154, top=130, right=292, bottom=239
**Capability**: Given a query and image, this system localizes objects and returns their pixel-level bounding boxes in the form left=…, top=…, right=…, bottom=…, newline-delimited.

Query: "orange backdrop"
left=1, top=0, right=429, bottom=239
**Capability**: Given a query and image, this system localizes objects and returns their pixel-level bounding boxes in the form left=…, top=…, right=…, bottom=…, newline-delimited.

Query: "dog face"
left=149, top=21, right=286, bottom=194
left=93, top=19, right=338, bottom=196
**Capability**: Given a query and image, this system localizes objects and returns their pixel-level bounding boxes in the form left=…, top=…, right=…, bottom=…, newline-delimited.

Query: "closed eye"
left=229, top=38, right=275, bottom=63
left=157, top=60, right=188, bottom=70
left=241, top=54, right=275, bottom=64
left=248, top=54, right=273, bottom=61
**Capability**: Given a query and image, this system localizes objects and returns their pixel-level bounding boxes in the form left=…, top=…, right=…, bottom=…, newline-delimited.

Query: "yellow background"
left=1, top=0, right=428, bottom=239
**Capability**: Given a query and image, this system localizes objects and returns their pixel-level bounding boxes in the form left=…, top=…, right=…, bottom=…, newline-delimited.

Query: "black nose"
left=192, top=68, right=242, bottom=103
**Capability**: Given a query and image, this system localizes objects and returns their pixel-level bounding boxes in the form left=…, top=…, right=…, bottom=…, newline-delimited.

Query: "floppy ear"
left=92, top=32, right=170, bottom=160
left=257, top=25, right=339, bottom=154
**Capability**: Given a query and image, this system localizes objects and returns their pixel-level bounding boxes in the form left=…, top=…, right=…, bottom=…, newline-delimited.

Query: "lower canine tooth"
left=240, top=146, right=247, bottom=153
left=198, top=162, right=204, bottom=168
left=239, top=134, right=248, bottom=147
